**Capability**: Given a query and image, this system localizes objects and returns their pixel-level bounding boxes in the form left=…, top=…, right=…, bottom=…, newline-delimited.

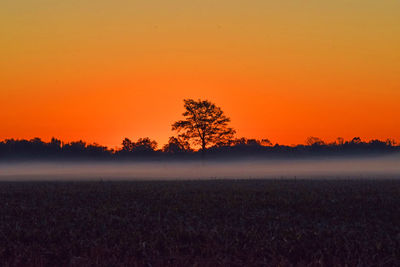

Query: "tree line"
left=0, top=99, right=398, bottom=160
left=0, top=136, right=398, bottom=161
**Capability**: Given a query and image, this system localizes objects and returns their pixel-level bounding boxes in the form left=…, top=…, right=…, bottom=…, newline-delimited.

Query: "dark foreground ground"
left=1, top=179, right=399, bottom=266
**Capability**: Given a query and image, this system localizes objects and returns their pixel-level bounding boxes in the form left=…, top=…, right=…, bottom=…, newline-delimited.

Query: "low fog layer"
left=0, top=155, right=399, bottom=181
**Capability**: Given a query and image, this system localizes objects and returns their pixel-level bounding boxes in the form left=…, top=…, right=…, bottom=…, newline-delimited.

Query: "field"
left=1, top=179, right=399, bottom=266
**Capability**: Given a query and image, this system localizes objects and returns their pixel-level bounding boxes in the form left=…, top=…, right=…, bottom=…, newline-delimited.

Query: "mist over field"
left=0, top=155, right=399, bottom=181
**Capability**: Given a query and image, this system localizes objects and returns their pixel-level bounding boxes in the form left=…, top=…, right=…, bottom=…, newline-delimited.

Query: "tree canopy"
left=172, top=99, right=236, bottom=154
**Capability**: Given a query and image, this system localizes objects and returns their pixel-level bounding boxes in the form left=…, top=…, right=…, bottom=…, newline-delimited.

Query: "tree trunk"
left=201, top=140, right=206, bottom=161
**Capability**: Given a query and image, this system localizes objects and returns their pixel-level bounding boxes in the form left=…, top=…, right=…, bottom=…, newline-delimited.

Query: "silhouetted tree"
left=261, top=139, right=272, bottom=146
left=336, top=137, right=345, bottom=146
left=63, top=141, right=86, bottom=155
left=133, top=137, right=158, bottom=152
left=386, top=138, right=396, bottom=146
left=233, top=137, right=247, bottom=146
left=172, top=99, right=235, bottom=157
left=233, top=138, right=269, bottom=147
left=162, top=136, right=192, bottom=154
left=49, top=138, right=62, bottom=149
left=119, top=137, right=158, bottom=156
left=306, top=136, right=325, bottom=146
left=351, top=137, right=362, bottom=144
left=86, top=143, right=109, bottom=157
left=122, top=138, right=134, bottom=152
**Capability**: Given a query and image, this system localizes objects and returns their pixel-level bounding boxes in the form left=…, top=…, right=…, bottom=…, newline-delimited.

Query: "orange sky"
left=1, top=0, right=399, bottom=148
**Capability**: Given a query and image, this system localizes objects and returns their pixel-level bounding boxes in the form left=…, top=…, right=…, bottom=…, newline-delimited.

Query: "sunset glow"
left=1, top=0, right=399, bottom=148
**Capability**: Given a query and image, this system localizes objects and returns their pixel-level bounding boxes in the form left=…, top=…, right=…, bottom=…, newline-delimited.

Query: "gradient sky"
left=1, top=0, right=399, bottom=148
